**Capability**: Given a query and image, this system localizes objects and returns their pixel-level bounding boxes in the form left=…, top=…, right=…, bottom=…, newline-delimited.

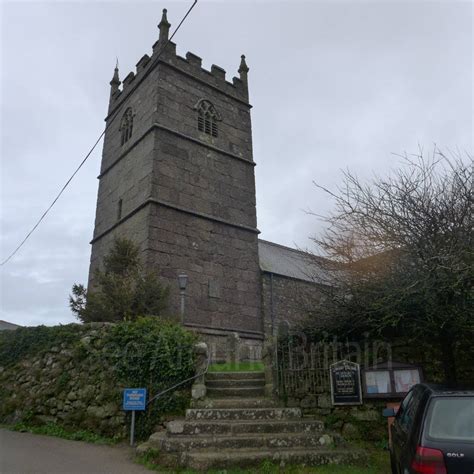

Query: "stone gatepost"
left=191, top=342, right=208, bottom=400
left=262, top=337, right=275, bottom=397
left=226, top=332, right=240, bottom=370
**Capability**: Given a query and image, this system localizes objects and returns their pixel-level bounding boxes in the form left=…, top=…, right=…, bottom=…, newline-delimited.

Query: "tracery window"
left=196, top=100, right=220, bottom=138
left=120, top=108, right=134, bottom=145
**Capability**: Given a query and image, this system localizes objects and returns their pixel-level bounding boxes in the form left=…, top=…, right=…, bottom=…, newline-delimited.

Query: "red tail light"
left=411, top=446, right=447, bottom=474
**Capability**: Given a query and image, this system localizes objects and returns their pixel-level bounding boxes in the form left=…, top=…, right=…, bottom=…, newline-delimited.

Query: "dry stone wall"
left=0, top=320, right=196, bottom=439
left=0, top=323, right=126, bottom=437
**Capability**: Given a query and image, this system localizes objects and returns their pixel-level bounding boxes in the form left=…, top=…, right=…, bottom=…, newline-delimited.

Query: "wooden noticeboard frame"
left=330, top=360, right=363, bottom=406
left=361, top=361, right=424, bottom=399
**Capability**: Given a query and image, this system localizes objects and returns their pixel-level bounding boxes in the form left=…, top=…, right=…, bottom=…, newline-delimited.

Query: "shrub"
left=70, top=238, right=169, bottom=323
left=104, top=317, right=197, bottom=438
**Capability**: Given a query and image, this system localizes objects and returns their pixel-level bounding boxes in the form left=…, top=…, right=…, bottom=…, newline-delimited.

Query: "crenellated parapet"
left=122, top=71, right=135, bottom=88
left=136, top=54, right=151, bottom=73
left=165, top=47, right=249, bottom=101
left=107, top=8, right=250, bottom=118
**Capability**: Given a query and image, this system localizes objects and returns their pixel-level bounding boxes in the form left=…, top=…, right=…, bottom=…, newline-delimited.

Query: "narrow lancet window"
left=120, top=108, right=134, bottom=145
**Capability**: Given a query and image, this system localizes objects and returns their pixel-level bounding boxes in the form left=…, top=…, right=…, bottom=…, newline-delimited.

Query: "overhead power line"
left=1, top=0, right=198, bottom=267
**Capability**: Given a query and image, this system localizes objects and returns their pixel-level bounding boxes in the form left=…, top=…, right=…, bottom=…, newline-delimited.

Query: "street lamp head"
left=178, top=273, right=188, bottom=291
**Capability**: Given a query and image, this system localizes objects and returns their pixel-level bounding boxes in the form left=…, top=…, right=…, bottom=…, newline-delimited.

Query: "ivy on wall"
left=103, top=318, right=197, bottom=438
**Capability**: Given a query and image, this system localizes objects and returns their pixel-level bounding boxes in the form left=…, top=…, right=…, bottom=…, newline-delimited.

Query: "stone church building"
left=89, top=10, right=322, bottom=356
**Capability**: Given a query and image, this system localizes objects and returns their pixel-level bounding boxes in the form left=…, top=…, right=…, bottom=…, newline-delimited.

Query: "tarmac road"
left=0, top=429, right=155, bottom=474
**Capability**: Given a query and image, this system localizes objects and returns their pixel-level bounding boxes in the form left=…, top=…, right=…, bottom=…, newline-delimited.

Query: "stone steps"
left=182, top=447, right=366, bottom=471
left=207, top=386, right=265, bottom=398
left=206, top=371, right=264, bottom=381
left=191, top=397, right=279, bottom=409
left=146, top=430, right=346, bottom=452
left=206, top=378, right=265, bottom=388
left=166, top=419, right=326, bottom=436
left=185, top=407, right=301, bottom=421
left=139, top=368, right=366, bottom=470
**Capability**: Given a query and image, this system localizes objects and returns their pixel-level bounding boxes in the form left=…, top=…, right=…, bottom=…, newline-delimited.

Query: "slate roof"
left=0, top=320, right=22, bottom=331
left=258, top=239, right=331, bottom=284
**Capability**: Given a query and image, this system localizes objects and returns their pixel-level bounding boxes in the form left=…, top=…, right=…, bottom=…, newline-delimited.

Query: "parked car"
left=384, top=383, right=474, bottom=474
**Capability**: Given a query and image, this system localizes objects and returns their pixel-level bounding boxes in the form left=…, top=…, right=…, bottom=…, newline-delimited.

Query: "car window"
left=398, top=390, right=414, bottom=416
left=398, top=389, right=420, bottom=432
left=396, top=390, right=413, bottom=426
left=426, top=397, right=474, bottom=442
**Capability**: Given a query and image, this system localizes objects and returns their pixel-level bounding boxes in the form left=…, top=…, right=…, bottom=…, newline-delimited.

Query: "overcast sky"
left=1, top=1, right=472, bottom=327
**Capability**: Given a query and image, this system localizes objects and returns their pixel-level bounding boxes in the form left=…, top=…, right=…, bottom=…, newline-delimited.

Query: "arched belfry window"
left=195, top=99, right=220, bottom=138
left=120, top=108, right=134, bottom=146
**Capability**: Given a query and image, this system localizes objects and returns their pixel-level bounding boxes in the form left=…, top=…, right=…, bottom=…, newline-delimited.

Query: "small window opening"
left=120, top=108, right=134, bottom=146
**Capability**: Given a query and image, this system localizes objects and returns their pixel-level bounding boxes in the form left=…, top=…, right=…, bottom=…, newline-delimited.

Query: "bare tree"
left=310, top=149, right=473, bottom=384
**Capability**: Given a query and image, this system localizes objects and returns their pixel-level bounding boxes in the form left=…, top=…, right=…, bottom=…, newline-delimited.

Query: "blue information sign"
left=123, top=388, right=147, bottom=411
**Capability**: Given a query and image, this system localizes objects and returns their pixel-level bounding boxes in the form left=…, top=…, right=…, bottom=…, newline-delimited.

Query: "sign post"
left=123, top=388, right=147, bottom=446
left=330, top=360, right=362, bottom=406
left=130, top=410, right=136, bottom=446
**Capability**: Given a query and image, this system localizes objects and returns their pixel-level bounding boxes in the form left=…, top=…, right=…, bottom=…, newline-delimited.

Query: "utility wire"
left=1, top=131, right=105, bottom=267
left=1, top=0, right=198, bottom=266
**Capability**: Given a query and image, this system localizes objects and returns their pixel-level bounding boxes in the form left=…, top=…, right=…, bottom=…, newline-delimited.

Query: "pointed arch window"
left=195, top=99, right=220, bottom=138
left=120, top=108, right=134, bottom=146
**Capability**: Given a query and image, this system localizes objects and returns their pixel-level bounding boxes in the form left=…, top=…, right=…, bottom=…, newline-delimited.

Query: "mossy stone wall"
left=0, top=319, right=196, bottom=440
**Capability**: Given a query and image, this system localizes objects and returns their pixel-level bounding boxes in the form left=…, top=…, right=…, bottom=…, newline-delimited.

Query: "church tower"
left=89, top=10, right=262, bottom=351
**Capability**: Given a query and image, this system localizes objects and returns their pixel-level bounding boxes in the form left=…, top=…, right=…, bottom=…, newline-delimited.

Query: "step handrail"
left=146, top=353, right=211, bottom=407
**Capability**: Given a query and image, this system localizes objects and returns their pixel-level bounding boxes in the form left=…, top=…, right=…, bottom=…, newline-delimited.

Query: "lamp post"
left=178, top=273, right=188, bottom=324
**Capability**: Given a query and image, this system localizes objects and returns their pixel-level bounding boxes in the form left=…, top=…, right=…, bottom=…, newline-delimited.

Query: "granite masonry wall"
left=148, top=205, right=262, bottom=337
left=284, top=392, right=387, bottom=442
left=261, top=272, right=327, bottom=337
